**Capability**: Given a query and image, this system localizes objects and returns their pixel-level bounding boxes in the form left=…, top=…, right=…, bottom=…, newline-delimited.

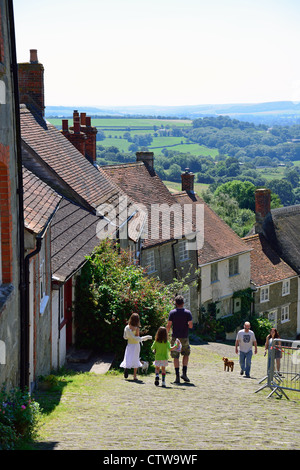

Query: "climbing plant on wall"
left=74, top=239, right=184, bottom=361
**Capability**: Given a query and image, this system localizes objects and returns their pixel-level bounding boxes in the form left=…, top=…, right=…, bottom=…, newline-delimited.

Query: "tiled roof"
left=20, top=105, right=145, bottom=244
left=23, top=166, right=61, bottom=234
left=173, top=191, right=250, bottom=264
left=20, top=105, right=119, bottom=211
left=102, top=162, right=250, bottom=259
left=102, top=162, right=180, bottom=247
left=243, top=233, right=297, bottom=286
left=51, top=199, right=101, bottom=282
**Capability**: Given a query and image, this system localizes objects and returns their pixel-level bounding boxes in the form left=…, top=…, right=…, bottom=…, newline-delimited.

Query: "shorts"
left=171, top=337, right=190, bottom=359
left=154, top=360, right=169, bottom=367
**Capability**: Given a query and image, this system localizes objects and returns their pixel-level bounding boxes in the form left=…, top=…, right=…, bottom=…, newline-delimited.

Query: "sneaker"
left=155, top=376, right=159, bottom=386
left=240, top=370, right=244, bottom=375
left=181, top=374, right=190, bottom=383
left=162, top=381, right=166, bottom=388
left=124, top=369, right=129, bottom=378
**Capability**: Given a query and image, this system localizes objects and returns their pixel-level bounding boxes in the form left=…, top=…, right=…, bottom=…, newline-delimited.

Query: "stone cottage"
left=243, top=233, right=298, bottom=338
left=251, top=188, right=300, bottom=338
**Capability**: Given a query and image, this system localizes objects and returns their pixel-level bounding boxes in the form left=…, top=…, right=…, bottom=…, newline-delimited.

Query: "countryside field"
left=48, top=117, right=300, bottom=184
left=48, top=117, right=219, bottom=158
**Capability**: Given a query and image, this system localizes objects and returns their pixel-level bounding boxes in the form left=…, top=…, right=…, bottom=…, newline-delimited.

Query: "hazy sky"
left=13, top=0, right=300, bottom=108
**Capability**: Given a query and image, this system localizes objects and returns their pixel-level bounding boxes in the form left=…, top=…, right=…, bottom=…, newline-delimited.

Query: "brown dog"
left=223, top=357, right=234, bottom=372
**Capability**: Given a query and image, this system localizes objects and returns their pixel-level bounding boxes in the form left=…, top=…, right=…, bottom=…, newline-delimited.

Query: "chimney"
left=181, top=168, right=194, bottom=192
left=136, top=151, right=154, bottom=168
left=18, top=49, right=45, bottom=117
left=255, top=188, right=271, bottom=234
left=62, top=110, right=86, bottom=156
left=80, top=113, right=98, bottom=163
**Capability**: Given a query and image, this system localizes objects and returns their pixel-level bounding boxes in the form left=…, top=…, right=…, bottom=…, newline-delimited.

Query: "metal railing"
left=255, top=338, right=300, bottom=399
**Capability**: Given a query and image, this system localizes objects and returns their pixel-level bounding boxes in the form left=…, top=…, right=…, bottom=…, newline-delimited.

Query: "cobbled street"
left=35, top=342, right=300, bottom=451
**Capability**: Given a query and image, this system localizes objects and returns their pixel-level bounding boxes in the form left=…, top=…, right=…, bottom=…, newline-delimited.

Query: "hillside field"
left=48, top=117, right=219, bottom=158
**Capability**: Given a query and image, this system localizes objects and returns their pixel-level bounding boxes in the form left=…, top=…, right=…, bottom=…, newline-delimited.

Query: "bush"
left=0, top=422, right=18, bottom=450
left=75, top=240, right=176, bottom=362
left=0, top=386, right=41, bottom=448
left=250, top=317, right=273, bottom=345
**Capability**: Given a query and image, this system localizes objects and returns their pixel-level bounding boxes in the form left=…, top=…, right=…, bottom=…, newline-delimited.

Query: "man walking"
left=166, top=295, right=193, bottom=384
left=235, top=321, right=257, bottom=378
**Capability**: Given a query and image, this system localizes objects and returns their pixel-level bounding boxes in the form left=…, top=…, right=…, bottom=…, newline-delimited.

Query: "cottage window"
left=211, top=263, right=218, bottom=283
left=268, top=309, right=277, bottom=328
left=281, top=305, right=290, bottom=323
left=229, top=257, right=239, bottom=276
left=179, top=240, right=189, bottom=262
left=146, top=250, right=156, bottom=273
left=282, top=279, right=290, bottom=296
left=260, top=286, right=269, bottom=303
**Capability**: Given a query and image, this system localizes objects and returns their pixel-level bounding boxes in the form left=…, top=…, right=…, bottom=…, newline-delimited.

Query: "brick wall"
left=0, top=143, right=12, bottom=283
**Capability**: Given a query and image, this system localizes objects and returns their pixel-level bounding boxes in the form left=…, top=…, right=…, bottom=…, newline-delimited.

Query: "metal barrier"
left=255, top=338, right=300, bottom=399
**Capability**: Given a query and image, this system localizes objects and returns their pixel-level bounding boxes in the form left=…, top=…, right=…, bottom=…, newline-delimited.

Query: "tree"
left=168, top=163, right=182, bottom=182
left=268, top=179, right=295, bottom=206
left=214, top=180, right=256, bottom=211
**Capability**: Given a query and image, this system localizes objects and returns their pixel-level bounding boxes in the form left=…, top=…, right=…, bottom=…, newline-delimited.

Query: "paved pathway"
left=35, top=342, right=300, bottom=451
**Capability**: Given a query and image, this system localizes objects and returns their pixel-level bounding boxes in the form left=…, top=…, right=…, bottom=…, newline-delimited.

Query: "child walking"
left=151, top=327, right=180, bottom=387
left=120, top=313, right=152, bottom=380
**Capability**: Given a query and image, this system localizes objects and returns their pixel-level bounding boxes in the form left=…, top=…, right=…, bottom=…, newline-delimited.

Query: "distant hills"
left=45, top=101, right=300, bottom=125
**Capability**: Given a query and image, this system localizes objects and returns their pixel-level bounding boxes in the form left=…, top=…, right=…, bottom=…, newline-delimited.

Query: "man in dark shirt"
left=166, top=295, right=193, bottom=384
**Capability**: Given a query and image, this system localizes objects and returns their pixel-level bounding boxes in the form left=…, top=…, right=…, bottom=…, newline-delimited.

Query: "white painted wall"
left=201, top=252, right=251, bottom=307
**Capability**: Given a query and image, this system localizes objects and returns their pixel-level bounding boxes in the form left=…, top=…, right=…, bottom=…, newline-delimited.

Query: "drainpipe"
left=171, top=239, right=178, bottom=279
left=7, top=0, right=27, bottom=390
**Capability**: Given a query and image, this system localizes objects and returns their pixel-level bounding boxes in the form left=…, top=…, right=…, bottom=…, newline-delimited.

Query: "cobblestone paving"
left=36, top=342, right=300, bottom=450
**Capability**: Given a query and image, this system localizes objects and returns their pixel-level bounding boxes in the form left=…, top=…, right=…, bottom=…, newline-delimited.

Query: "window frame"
left=281, top=304, right=290, bottom=324
left=145, top=250, right=156, bottom=274
left=282, top=279, right=290, bottom=296
left=229, top=257, right=239, bottom=277
left=211, top=263, right=218, bottom=283
left=179, top=240, right=189, bottom=262
left=260, top=286, right=269, bottom=303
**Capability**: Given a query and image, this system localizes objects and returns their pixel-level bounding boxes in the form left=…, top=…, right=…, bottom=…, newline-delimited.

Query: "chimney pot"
left=86, top=116, right=91, bottom=126
left=62, top=119, right=69, bottom=132
left=74, top=121, right=81, bottom=134
left=30, top=49, right=38, bottom=63
left=80, top=113, right=86, bottom=125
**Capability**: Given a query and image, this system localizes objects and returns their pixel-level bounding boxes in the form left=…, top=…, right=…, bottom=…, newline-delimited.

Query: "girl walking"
left=151, top=327, right=180, bottom=387
left=120, top=313, right=151, bottom=380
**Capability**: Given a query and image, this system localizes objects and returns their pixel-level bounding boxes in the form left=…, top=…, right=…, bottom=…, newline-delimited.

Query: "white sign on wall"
left=0, top=340, right=5, bottom=364
left=0, top=80, right=5, bottom=104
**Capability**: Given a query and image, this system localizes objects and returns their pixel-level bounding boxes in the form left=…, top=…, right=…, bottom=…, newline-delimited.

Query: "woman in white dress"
left=120, top=313, right=152, bottom=380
